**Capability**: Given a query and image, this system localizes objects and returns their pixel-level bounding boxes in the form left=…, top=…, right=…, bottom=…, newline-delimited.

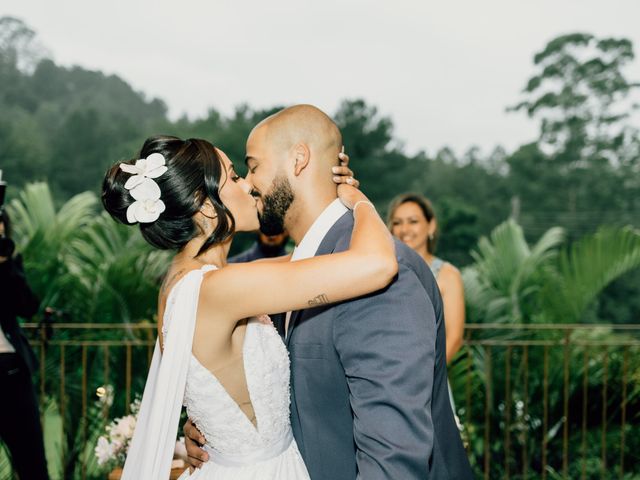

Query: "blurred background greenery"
left=2, top=16, right=639, bottom=323
left=1, top=14, right=639, bottom=480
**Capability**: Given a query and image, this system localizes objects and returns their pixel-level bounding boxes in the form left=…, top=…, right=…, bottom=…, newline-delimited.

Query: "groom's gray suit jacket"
left=273, top=211, right=473, bottom=479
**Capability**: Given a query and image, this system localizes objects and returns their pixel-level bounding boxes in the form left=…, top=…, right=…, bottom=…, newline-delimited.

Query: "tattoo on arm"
left=308, top=294, right=329, bottom=307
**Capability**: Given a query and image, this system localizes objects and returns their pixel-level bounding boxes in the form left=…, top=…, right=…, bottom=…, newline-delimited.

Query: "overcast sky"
left=4, top=1, right=640, bottom=157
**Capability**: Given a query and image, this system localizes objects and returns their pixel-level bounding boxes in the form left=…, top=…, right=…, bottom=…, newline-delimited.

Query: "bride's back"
left=160, top=261, right=256, bottom=423
left=161, top=264, right=295, bottom=465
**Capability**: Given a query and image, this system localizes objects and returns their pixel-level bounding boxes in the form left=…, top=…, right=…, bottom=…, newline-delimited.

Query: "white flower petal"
left=129, top=178, right=161, bottom=201
left=126, top=202, right=139, bottom=223
left=119, top=163, right=141, bottom=175
left=146, top=153, right=166, bottom=169
left=124, top=174, right=145, bottom=190
left=133, top=199, right=163, bottom=223
left=95, top=436, right=114, bottom=465
left=145, top=165, right=168, bottom=179
left=113, top=415, right=137, bottom=438
left=134, top=158, right=148, bottom=172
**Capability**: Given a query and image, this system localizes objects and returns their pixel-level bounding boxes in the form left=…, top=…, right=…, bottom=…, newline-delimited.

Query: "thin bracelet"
left=353, top=200, right=375, bottom=212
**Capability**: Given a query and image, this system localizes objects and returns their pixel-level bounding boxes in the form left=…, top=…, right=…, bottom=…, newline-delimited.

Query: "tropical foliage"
left=450, top=220, right=640, bottom=478
left=1, top=183, right=167, bottom=479
left=8, top=182, right=169, bottom=325
left=463, top=221, right=640, bottom=326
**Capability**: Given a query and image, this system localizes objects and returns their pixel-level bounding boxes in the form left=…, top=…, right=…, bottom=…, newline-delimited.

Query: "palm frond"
left=541, top=226, right=640, bottom=323
left=465, top=220, right=565, bottom=323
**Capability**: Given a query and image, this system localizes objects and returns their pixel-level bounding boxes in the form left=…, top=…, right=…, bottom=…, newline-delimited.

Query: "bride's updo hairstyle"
left=102, top=135, right=235, bottom=254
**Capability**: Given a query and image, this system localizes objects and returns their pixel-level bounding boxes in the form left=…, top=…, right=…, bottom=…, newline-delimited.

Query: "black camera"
left=0, top=170, right=16, bottom=258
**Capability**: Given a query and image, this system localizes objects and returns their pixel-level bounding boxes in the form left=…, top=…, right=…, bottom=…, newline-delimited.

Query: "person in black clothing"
left=0, top=210, right=49, bottom=479
left=229, top=230, right=289, bottom=263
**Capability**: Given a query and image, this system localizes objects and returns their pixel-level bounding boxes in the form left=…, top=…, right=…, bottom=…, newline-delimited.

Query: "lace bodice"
left=124, top=265, right=307, bottom=480
left=184, top=320, right=292, bottom=455
left=162, top=265, right=292, bottom=457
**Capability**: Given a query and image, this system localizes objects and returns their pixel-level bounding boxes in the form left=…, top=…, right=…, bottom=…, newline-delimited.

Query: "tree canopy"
left=1, top=18, right=639, bottom=322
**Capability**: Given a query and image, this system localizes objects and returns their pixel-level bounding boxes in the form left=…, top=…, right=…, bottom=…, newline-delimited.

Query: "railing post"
left=601, top=347, right=608, bottom=480
left=483, top=345, right=492, bottom=480
left=620, top=347, right=628, bottom=478
left=505, top=345, right=512, bottom=479
left=522, top=344, right=529, bottom=480
left=542, top=345, right=549, bottom=480
left=562, top=328, right=571, bottom=478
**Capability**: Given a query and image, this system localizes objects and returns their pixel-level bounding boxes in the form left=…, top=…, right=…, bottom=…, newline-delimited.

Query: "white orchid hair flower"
left=119, top=153, right=168, bottom=224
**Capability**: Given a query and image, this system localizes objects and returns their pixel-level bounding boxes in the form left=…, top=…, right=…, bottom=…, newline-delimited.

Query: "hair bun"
left=101, top=135, right=235, bottom=252
left=102, top=160, right=137, bottom=226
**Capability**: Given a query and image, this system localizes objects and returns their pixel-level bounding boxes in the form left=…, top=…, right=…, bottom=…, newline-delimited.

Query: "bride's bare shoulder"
left=158, top=261, right=205, bottom=317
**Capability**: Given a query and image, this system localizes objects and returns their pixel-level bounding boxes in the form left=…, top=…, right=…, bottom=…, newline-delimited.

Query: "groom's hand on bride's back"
left=184, top=419, right=208, bottom=470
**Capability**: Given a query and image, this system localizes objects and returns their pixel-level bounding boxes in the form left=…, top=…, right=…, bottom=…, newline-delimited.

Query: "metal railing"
left=458, top=324, right=640, bottom=479
left=12, top=322, right=640, bottom=479
left=22, top=322, right=157, bottom=480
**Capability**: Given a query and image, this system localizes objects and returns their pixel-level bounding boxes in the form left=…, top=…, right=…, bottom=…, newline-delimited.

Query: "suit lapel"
left=285, top=211, right=353, bottom=346
left=270, top=312, right=286, bottom=340
left=285, top=310, right=302, bottom=346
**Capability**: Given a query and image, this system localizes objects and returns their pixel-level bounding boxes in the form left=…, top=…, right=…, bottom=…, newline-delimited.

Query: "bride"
left=101, top=135, right=397, bottom=479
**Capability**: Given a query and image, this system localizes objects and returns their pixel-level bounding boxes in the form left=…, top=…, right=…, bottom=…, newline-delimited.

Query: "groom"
left=185, top=105, right=473, bottom=479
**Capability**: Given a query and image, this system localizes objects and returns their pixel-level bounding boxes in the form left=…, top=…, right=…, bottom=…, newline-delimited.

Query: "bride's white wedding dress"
left=121, top=265, right=310, bottom=480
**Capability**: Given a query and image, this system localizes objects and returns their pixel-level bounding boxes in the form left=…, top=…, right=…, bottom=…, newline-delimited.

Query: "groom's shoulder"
left=329, top=215, right=430, bottom=274
left=324, top=212, right=355, bottom=253
left=333, top=222, right=431, bottom=272
left=324, top=212, right=435, bottom=293
left=333, top=224, right=439, bottom=301
left=394, top=238, right=433, bottom=278
left=393, top=239, right=442, bottom=304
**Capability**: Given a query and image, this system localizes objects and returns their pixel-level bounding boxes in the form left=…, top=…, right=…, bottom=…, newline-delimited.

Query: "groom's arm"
left=334, top=261, right=436, bottom=479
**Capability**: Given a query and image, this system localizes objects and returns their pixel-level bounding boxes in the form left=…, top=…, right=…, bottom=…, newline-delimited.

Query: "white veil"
left=121, top=268, right=209, bottom=479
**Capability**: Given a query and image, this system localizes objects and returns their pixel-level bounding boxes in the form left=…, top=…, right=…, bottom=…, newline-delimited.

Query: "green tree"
left=510, top=33, right=639, bottom=167
left=0, top=16, right=48, bottom=74
left=334, top=99, right=410, bottom=206
left=0, top=17, right=170, bottom=199
left=507, top=33, right=640, bottom=241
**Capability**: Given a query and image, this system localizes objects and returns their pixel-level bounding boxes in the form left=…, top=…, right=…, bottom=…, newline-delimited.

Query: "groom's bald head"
left=245, top=104, right=343, bottom=240
left=254, top=104, right=342, bottom=171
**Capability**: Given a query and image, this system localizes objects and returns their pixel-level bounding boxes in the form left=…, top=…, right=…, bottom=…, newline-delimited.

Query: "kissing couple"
left=102, top=105, right=473, bottom=479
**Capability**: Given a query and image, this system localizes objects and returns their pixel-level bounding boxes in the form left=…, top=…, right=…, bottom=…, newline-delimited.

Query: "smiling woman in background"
left=388, top=193, right=465, bottom=365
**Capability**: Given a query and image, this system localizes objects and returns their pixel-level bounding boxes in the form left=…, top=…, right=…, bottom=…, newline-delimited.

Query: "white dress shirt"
left=0, top=326, right=16, bottom=353
left=285, top=199, right=349, bottom=336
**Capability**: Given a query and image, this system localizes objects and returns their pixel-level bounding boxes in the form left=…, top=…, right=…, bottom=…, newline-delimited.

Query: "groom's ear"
left=292, top=143, right=310, bottom=176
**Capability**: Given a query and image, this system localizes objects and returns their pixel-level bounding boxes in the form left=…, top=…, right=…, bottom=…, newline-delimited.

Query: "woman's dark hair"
left=0, top=209, right=11, bottom=238
left=387, top=193, right=439, bottom=254
left=102, top=136, right=235, bottom=255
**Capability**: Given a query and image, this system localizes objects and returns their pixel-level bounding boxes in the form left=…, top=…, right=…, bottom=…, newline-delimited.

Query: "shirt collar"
left=290, top=199, right=348, bottom=261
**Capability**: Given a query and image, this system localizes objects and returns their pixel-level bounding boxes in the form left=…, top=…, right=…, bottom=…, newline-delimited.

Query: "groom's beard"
left=258, top=174, right=294, bottom=236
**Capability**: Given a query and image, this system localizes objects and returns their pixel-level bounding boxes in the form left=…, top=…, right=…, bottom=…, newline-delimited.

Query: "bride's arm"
left=201, top=186, right=397, bottom=321
left=249, top=253, right=292, bottom=264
